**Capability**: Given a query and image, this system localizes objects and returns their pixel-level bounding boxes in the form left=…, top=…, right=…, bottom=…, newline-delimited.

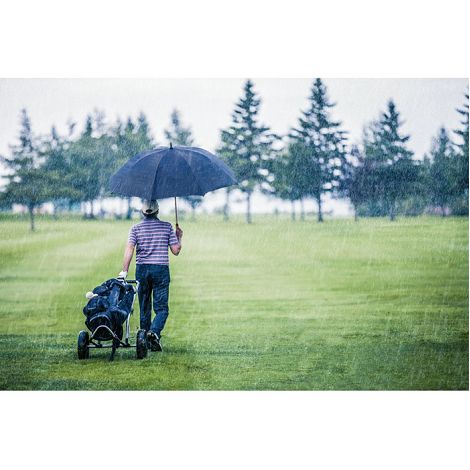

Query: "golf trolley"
left=77, top=279, right=148, bottom=361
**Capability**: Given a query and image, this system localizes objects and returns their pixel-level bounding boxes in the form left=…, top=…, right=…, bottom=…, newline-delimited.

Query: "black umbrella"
left=109, top=144, right=237, bottom=224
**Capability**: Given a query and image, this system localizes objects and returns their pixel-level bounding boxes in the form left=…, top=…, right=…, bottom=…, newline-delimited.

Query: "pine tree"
left=135, top=112, right=154, bottom=151
left=0, top=109, right=49, bottom=231
left=67, top=113, right=115, bottom=218
left=164, top=109, right=194, bottom=146
left=218, top=80, right=277, bottom=223
left=428, top=127, right=457, bottom=216
left=453, top=91, right=469, bottom=214
left=40, top=126, right=80, bottom=217
left=360, top=100, right=418, bottom=220
left=84, top=115, right=93, bottom=137
left=289, top=78, right=347, bottom=222
left=137, top=112, right=151, bottom=142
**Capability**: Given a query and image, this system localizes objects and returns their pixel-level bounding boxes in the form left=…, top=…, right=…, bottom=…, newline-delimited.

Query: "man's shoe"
left=146, top=331, right=162, bottom=352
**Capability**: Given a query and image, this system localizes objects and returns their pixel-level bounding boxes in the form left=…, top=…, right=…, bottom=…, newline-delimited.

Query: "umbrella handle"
left=174, top=197, right=179, bottom=227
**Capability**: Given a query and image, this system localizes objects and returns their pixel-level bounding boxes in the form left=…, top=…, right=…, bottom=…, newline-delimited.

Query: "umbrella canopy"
left=109, top=145, right=237, bottom=200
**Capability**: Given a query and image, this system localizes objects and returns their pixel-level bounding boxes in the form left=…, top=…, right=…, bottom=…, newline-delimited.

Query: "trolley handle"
left=116, top=278, right=139, bottom=290
left=125, top=279, right=139, bottom=291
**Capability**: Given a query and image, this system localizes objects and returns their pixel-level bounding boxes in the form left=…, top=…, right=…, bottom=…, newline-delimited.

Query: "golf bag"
left=83, top=278, right=135, bottom=341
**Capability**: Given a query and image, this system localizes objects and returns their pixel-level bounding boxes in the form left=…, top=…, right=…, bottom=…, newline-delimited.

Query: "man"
left=118, top=200, right=182, bottom=352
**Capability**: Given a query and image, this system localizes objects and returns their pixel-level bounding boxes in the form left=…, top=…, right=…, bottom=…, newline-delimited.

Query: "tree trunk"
left=300, top=199, right=305, bottom=221
left=246, top=192, right=252, bottom=224
left=389, top=201, right=396, bottom=221
left=53, top=202, right=58, bottom=220
left=291, top=200, right=296, bottom=221
left=223, top=189, right=230, bottom=221
left=126, top=197, right=132, bottom=220
left=441, top=206, right=446, bottom=217
left=317, top=195, right=323, bottom=223
left=192, top=206, right=196, bottom=221
left=90, top=200, right=95, bottom=219
left=28, top=204, right=35, bottom=232
left=354, top=205, right=358, bottom=222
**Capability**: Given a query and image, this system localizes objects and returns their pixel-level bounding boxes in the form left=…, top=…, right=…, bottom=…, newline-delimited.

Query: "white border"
left=0, top=1, right=468, bottom=469
left=1, top=392, right=469, bottom=469
left=0, top=0, right=469, bottom=77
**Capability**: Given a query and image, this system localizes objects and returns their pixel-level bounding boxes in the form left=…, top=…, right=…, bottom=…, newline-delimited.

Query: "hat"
left=141, top=200, right=159, bottom=215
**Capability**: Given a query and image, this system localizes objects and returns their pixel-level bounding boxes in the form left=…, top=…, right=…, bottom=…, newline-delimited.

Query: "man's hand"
left=170, top=225, right=183, bottom=256
left=176, top=225, right=183, bottom=241
left=117, top=270, right=128, bottom=280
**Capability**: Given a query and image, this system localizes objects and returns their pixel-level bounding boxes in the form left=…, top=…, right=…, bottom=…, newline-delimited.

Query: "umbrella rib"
left=137, top=149, right=165, bottom=199
left=151, top=153, right=164, bottom=199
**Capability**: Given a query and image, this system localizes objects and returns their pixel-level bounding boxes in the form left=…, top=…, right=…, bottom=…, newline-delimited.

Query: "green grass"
left=0, top=214, right=468, bottom=390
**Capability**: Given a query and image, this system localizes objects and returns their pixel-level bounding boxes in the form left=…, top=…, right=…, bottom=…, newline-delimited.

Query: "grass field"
left=0, top=214, right=468, bottom=390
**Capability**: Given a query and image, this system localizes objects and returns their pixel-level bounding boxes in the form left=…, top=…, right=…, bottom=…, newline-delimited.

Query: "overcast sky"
left=0, top=78, right=467, bottom=215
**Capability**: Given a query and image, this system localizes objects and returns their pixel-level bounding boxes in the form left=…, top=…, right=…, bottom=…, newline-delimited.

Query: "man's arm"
left=122, top=243, right=135, bottom=272
left=170, top=225, right=183, bottom=256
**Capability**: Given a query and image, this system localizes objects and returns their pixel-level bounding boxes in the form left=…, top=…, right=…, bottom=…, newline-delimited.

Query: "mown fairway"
left=0, top=214, right=468, bottom=390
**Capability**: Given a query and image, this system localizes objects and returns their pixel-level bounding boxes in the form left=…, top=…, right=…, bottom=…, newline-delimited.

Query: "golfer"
left=118, top=200, right=182, bottom=352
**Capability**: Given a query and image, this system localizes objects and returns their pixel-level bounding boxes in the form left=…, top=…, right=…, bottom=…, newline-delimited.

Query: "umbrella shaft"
left=174, top=197, right=178, bottom=227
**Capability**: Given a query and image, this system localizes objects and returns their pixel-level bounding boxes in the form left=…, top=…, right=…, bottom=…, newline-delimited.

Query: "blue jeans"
left=136, top=264, right=170, bottom=337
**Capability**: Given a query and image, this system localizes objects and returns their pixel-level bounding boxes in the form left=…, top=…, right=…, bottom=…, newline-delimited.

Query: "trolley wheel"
left=78, top=330, right=90, bottom=360
left=136, top=329, right=148, bottom=359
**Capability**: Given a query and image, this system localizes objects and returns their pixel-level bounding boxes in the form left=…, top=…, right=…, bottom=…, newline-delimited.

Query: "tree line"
left=0, top=108, right=198, bottom=230
left=219, top=79, right=468, bottom=223
left=0, top=79, right=468, bottom=230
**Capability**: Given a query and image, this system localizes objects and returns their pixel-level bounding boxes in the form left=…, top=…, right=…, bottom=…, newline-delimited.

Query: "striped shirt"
left=128, top=217, right=179, bottom=265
